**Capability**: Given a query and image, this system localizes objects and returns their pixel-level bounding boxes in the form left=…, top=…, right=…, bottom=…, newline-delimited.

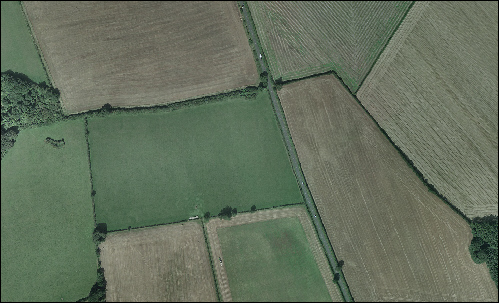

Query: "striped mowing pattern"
left=248, top=1, right=413, bottom=92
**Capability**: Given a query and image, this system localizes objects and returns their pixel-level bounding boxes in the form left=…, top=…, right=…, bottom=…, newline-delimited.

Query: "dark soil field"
left=23, top=1, right=258, bottom=114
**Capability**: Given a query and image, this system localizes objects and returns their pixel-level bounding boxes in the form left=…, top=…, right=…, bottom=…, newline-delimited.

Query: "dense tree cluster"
left=1, top=73, right=64, bottom=129
left=1, top=126, right=19, bottom=159
left=469, top=215, right=498, bottom=287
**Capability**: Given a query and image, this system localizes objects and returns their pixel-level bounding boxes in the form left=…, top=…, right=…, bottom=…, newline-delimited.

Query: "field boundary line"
left=355, top=1, right=416, bottom=94
left=201, top=220, right=222, bottom=303
left=19, top=1, right=54, bottom=86
left=357, top=1, right=430, bottom=96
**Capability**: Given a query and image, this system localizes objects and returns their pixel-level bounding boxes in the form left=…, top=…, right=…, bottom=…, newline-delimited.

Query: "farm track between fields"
left=205, top=206, right=342, bottom=302
left=239, top=2, right=353, bottom=301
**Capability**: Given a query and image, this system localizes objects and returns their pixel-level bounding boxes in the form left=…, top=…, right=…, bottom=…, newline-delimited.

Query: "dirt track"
left=205, top=206, right=343, bottom=302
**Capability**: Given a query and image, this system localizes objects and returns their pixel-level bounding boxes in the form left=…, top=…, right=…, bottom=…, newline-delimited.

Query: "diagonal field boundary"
left=205, top=206, right=342, bottom=302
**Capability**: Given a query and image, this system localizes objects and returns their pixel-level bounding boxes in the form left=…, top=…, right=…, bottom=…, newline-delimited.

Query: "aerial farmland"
left=23, top=1, right=258, bottom=114
left=1, top=0, right=498, bottom=302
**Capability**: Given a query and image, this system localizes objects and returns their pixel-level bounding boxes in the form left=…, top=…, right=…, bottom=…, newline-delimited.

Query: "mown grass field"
left=100, top=221, right=217, bottom=302
left=357, top=1, right=498, bottom=218
left=1, top=1, right=48, bottom=84
left=1, top=119, right=97, bottom=302
left=247, top=1, right=412, bottom=92
left=24, top=1, right=258, bottom=114
left=278, top=75, right=497, bottom=301
left=214, top=212, right=334, bottom=302
left=88, top=90, right=302, bottom=231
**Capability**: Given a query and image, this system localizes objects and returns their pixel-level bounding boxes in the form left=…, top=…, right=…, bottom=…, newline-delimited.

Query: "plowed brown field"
left=23, top=1, right=258, bottom=114
left=99, top=221, right=217, bottom=302
left=278, top=75, right=498, bottom=302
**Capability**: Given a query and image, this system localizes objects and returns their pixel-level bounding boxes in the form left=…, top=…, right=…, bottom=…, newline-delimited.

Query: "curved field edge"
left=205, top=206, right=343, bottom=302
left=278, top=75, right=497, bottom=301
left=1, top=119, right=97, bottom=302
left=356, top=1, right=498, bottom=218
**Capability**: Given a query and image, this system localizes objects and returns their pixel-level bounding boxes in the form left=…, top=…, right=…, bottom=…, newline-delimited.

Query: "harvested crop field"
left=88, top=90, right=302, bottom=231
left=1, top=1, right=48, bottom=83
left=99, top=221, right=217, bottom=302
left=1, top=119, right=97, bottom=302
left=278, top=75, right=498, bottom=302
left=23, top=1, right=258, bottom=114
left=205, top=206, right=342, bottom=302
left=247, top=1, right=412, bottom=92
left=357, top=1, right=498, bottom=218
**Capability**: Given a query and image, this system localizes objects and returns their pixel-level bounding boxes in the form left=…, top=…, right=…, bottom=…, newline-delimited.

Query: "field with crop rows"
left=357, top=1, right=498, bottom=218
left=278, top=75, right=497, bottom=302
left=99, top=221, right=217, bottom=302
left=1, top=1, right=48, bottom=83
left=247, top=1, right=412, bottom=92
left=206, top=206, right=342, bottom=302
left=23, top=1, right=258, bottom=114
left=1, top=119, right=97, bottom=302
left=88, top=90, right=302, bottom=231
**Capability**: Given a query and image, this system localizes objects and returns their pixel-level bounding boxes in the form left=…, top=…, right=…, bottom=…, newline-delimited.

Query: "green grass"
left=1, top=119, right=97, bottom=302
left=218, top=216, right=332, bottom=302
left=88, top=90, right=302, bottom=231
left=1, top=1, right=48, bottom=84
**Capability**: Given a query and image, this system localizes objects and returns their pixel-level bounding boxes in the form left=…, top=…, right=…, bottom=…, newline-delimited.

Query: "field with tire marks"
left=247, top=1, right=412, bottom=92
left=99, top=221, right=217, bottom=302
left=357, top=1, right=498, bottom=218
left=278, top=75, right=497, bottom=302
left=205, top=206, right=343, bottom=302
left=24, top=1, right=258, bottom=114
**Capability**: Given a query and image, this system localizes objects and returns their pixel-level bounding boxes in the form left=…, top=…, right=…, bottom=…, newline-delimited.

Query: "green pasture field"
left=88, top=90, right=302, bottom=231
left=1, top=119, right=97, bottom=302
left=1, top=1, right=48, bottom=84
left=218, top=216, right=332, bottom=302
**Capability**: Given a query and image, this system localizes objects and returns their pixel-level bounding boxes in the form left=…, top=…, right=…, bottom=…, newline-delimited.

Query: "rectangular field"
left=1, top=119, right=97, bottom=302
left=357, top=1, right=498, bottom=218
left=99, top=221, right=217, bottom=302
left=205, top=206, right=342, bottom=302
left=247, top=1, right=412, bottom=92
left=23, top=1, right=258, bottom=114
left=88, top=90, right=302, bottom=231
left=1, top=1, right=48, bottom=83
left=278, top=75, right=497, bottom=301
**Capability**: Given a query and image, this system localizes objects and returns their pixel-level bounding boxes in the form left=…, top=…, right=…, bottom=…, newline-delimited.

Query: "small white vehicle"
left=259, top=54, right=263, bottom=59
left=219, top=257, right=223, bottom=266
